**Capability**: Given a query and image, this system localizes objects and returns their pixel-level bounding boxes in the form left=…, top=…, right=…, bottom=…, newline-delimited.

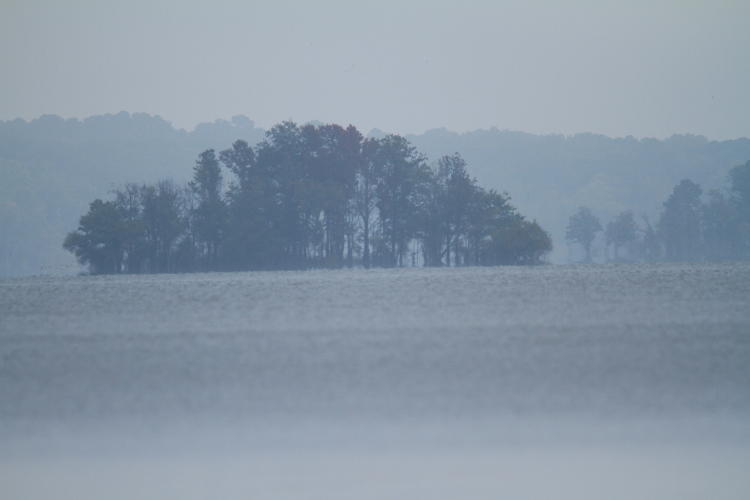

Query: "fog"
left=1, top=1, right=748, bottom=139
left=2, top=1, right=750, bottom=499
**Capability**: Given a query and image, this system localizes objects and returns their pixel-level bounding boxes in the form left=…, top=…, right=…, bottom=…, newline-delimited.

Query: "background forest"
left=2, top=112, right=750, bottom=276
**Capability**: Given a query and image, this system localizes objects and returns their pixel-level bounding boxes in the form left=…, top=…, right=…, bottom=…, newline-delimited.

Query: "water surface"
left=2, top=264, right=749, bottom=499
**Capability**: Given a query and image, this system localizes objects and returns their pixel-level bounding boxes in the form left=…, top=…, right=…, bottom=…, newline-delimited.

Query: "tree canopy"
left=64, top=122, right=552, bottom=274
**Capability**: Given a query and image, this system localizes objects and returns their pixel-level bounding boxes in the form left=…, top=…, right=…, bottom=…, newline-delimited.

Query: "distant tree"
left=436, top=153, right=476, bottom=266
left=254, top=122, right=309, bottom=267
left=605, top=211, right=638, bottom=261
left=220, top=140, right=273, bottom=269
left=702, top=190, right=740, bottom=261
left=373, top=135, right=428, bottom=266
left=466, top=189, right=515, bottom=265
left=640, top=216, right=661, bottom=262
left=566, top=207, right=602, bottom=262
left=113, top=183, right=148, bottom=272
left=482, top=216, right=552, bottom=265
left=63, top=199, right=126, bottom=274
left=63, top=121, right=554, bottom=273
left=658, top=179, right=703, bottom=261
left=356, top=138, right=380, bottom=268
left=140, top=180, right=184, bottom=272
left=729, top=160, right=750, bottom=209
left=220, top=139, right=256, bottom=191
left=189, top=149, right=226, bottom=269
left=729, top=160, right=750, bottom=257
left=303, top=123, right=360, bottom=267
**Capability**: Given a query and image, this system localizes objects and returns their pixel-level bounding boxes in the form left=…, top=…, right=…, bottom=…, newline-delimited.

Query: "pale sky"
left=1, top=0, right=748, bottom=139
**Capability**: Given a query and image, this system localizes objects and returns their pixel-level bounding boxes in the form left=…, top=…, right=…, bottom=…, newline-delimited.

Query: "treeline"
left=63, top=122, right=551, bottom=274
left=565, top=160, right=750, bottom=262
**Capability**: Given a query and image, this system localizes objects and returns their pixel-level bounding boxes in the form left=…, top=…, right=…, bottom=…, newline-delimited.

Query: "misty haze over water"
left=2, top=263, right=749, bottom=499
left=3, top=113, right=750, bottom=277
left=2, top=1, right=750, bottom=498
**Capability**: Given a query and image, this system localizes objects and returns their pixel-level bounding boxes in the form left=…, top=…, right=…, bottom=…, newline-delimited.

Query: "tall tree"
left=220, top=140, right=273, bottom=269
left=140, top=180, right=184, bottom=272
left=356, top=138, right=380, bottom=268
left=302, top=123, right=360, bottom=266
left=255, top=122, right=309, bottom=267
left=190, top=149, right=226, bottom=269
left=374, top=135, right=428, bottom=266
left=729, top=160, right=750, bottom=257
left=702, top=190, right=740, bottom=261
left=658, top=179, right=703, bottom=261
left=436, top=153, right=476, bottom=266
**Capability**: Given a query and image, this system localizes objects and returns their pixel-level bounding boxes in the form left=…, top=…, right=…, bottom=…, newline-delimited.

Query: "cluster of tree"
left=565, top=160, right=750, bottom=263
left=1, top=113, right=265, bottom=277
left=63, top=122, right=552, bottom=274
left=5, top=113, right=750, bottom=277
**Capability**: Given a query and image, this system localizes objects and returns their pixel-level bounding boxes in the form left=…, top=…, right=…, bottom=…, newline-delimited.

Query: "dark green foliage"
left=63, top=122, right=553, bottom=274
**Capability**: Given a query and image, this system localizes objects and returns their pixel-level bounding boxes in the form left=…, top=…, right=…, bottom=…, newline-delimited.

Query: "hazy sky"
left=1, top=0, right=748, bottom=139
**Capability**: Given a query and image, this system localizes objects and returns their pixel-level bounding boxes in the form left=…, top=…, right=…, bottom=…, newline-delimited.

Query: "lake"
left=1, top=263, right=749, bottom=499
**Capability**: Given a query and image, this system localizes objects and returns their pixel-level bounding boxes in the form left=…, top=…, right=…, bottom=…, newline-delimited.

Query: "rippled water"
left=2, top=264, right=750, bottom=499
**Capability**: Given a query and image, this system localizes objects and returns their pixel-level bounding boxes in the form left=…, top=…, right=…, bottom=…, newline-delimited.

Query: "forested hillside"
left=2, top=113, right=749, bottom=276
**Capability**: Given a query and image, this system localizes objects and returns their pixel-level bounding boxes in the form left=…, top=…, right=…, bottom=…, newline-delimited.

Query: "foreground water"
left=1, top=263, right=750, bottom=499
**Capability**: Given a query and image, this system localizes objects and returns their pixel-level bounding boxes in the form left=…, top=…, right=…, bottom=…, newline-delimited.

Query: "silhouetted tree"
left=220, top=139, right=274, bottom=269
left=190, top=149, right=226, bottom=269
left=659, top=179, right=703, bottom=261
left=436, top=153, right=476, bottom=266
left=466, top=189, right=515, bottom=265
left=140, top=180, right=184, bottom=272
left=729, top=160, right=750, bottom=257
left=63, top=199, right=126, bottom=274
left=702, top=190, right=741, bottom=261
left=566, top=207, right=602, bottom=262
left=64, top=121, right=554, bottom=273
left=482, top=216, right=552, bottom=265
left=640, top=216, right=661, bottom=262
left=356, top=138, right=380, bottom=268
left=605, top=211, right=637, bottom=261
left=374, top=135, right=428, bottom=266
left=113, top=183, right=148, bottom=273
